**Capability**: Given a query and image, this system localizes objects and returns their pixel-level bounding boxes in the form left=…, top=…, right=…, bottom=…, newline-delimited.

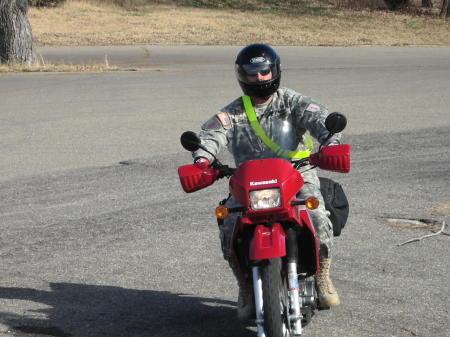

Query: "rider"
left=192, top=43, right=342, bottom=320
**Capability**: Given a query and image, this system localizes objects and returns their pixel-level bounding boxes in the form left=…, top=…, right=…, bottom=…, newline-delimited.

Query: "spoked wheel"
left=261, top=258, right=292, bottom=337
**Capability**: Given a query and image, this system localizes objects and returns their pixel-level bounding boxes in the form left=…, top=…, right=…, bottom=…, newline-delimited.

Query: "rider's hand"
left=194, top=157, right=210, bottom=169
left=325, top=140, right=340, bottom=146
left=195, top=158, right=220, bottom=179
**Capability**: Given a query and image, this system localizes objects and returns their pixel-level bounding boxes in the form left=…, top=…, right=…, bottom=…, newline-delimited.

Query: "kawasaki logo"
left=250, top=179, right=277, bottom=186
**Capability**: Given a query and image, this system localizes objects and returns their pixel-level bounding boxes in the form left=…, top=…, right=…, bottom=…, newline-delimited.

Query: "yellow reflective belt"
left=242, top=95, right=312, bottom=160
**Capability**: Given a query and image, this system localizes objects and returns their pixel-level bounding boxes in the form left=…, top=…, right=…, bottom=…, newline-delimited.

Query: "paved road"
left=0, top=46, right=449, bottom=337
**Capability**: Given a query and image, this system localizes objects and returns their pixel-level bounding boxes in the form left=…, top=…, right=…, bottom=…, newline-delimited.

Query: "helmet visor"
left=236, top=62, right=280, bottom=84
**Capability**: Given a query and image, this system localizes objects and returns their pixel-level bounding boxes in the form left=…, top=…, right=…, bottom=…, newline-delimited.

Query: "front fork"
left=252, top=228, right=303, bottom=337
left=252, top=266, right=266, bottom=337
left=286, top=227, right=303, bottom=336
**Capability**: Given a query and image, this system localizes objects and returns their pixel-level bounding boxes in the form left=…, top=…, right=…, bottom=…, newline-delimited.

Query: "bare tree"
left=0, top=0, right=35, bottom=65
left=441, top=0, right=450, bottom=17
left=422, top=0, right=433, bottom=7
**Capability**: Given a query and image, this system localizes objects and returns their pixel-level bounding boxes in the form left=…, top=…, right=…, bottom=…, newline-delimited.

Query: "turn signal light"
left=305, top=197, right=319, bottom=210
left=215, top=205, right=229, bottom=219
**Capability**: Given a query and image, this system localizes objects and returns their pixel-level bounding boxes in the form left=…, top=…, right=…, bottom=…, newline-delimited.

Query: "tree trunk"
left=441, top=0, right=450, bottom=17
left=0, top=0, right=35, bottom=65
left=422, top=0, right=433, bottom=7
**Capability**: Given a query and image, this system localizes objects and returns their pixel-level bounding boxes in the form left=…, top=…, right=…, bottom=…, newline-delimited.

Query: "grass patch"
left=431, top=202, right=450, bottom=216
left=27, top=0, right=450, bottom=46
left=0, top=60, right=119, bottom=73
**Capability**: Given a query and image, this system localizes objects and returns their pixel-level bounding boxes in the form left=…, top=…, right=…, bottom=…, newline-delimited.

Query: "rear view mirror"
left=180, top=131, right=201, bottom=152
left=325, top=112, right=347, bottom=134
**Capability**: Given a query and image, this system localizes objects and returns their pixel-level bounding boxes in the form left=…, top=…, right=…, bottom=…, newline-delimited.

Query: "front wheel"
left=261, top=258, right=291, bottom=337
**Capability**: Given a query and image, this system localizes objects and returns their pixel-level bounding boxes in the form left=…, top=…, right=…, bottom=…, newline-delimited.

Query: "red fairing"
left=229, top=158, right=303, bottom=209
left=178, top=163, right=219, bottom=193
left=308, top=144, right=351, bottom=173
left=249, top=224, right=286, bottom=261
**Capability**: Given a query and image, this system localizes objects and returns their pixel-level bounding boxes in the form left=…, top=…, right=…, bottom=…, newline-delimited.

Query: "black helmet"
left=235, top=44, right=281, bottom=98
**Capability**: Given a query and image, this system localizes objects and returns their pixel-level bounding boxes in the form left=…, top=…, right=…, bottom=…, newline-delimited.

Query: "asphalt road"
left=0, top=46, right=449, bottom=337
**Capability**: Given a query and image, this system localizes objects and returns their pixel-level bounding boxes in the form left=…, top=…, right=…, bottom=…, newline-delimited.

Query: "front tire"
left=261, top=258, right=291, bottom=337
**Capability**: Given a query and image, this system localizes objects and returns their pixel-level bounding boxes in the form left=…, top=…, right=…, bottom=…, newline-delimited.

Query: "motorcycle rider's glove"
left=325, top=140, right=340, bottom=146
left=178, top=158, right=220, bottom=193
left=309, top=144, right=351, bottom=173
left=194, top=157, right=210, bottom=166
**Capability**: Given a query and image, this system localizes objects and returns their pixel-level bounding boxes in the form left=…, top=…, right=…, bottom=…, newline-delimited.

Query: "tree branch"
left=397, top=221, right=447, bottom=246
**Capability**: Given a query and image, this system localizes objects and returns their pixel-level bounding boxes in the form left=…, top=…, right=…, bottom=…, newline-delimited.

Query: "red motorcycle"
left=178, top=113, right=351, bottom=337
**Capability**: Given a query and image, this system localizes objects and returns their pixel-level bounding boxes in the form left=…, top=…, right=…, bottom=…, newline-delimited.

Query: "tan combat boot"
left=229, top=258, right=254, bottom=321
left=315, top=258, right=340, bottom=308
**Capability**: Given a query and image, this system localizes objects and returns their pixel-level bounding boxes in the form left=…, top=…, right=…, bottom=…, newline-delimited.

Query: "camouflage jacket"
left=193, top=87, right=341, bottom=167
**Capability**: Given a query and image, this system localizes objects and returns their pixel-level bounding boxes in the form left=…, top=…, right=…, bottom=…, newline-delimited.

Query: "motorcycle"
left=177, top=113, right=351, bottom=337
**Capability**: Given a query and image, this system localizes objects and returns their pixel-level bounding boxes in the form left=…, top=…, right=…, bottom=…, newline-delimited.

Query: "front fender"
left=249, top=224, right=286, bottom=261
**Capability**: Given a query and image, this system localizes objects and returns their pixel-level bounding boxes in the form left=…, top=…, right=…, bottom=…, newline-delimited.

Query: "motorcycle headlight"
left=250, top=188, right=281, bottom=210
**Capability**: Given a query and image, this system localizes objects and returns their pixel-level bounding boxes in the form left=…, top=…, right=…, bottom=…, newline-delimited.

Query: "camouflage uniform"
left=193, top=87, right=341, bottom=260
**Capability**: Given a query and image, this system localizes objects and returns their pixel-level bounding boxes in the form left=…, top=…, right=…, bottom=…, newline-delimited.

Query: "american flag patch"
left=216, top=112, right=231, bottom=128
left=306, top=104, right=320, bottom=112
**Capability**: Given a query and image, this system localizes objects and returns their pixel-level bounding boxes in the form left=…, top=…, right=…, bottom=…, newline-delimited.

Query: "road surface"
left=0, top=46, right=449, bottom=337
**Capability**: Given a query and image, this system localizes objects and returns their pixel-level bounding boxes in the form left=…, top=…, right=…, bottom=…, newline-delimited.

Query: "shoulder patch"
left=201, top=115, right=221, bottom=131
left=216, top=112, right=232, bottom=129
left=306, top=103, right=321, bottom=112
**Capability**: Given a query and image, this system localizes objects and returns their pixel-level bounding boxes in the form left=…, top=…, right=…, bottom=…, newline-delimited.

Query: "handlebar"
left=211, top=160, right=236, bottom=179
left=209, top=143, right=350, bottom=178
left=210, top=156, right=312, bottom=180
left=292, top=158, right=311, bottom=170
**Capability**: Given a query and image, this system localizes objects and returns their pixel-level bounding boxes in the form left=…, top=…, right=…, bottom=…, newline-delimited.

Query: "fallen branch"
left=401, top=327, right=420, bottom=336
left=398, top=221, right=447, bottom=246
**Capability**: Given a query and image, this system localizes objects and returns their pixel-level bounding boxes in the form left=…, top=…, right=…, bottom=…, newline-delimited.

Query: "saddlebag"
left=319, top=177, right=349, bottom=237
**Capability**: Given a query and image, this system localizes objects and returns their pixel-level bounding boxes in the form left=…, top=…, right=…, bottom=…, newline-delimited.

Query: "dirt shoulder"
left=28, top=1, right=450, bottom=47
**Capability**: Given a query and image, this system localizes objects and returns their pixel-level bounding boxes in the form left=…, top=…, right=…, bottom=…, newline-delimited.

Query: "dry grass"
left=430, top=202, right=450, bottom=216
left=385, top=218, right=443, bottom=231
left=27, top=0, right=450, bottom=46
left=0, top=61, right=119, bottom=73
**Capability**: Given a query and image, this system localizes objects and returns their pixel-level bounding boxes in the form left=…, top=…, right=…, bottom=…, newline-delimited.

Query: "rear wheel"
left=261, top=258, right=291, bottom=337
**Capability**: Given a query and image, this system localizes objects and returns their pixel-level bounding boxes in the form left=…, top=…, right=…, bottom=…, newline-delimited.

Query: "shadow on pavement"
left=0, top=283, right=255, bottom=337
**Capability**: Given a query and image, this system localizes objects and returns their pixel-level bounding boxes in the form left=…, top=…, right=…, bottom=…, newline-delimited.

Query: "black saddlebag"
left=319, top=177, right=349, bottom=237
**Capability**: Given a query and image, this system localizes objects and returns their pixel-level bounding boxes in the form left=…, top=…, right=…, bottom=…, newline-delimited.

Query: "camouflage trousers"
left=219, top=169, right=334, bottom=262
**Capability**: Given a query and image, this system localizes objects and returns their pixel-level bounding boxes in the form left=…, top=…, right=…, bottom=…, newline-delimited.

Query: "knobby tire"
left=261, top=258, right=290, bottom=337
